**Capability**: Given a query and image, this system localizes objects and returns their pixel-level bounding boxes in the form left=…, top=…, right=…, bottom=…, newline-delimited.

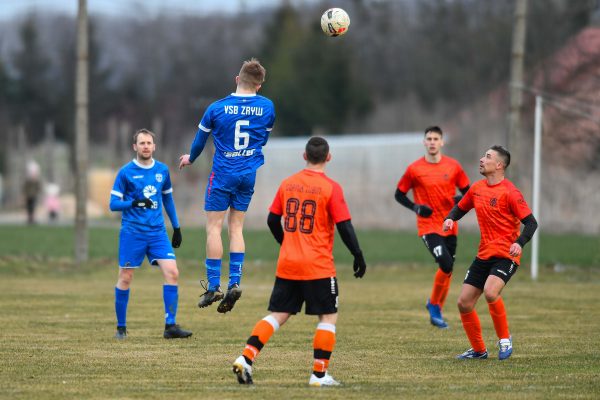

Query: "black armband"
left=394, top=189, right=415, bottom=210
left=336, top=219, right=362, bottom=256
left=445, top=204, right=468, bottom=221
left=459, top=185, right=470, bottom=195
left=267, top=212, right=284, bottom=245
left=516, top=214, right=538, bottom=248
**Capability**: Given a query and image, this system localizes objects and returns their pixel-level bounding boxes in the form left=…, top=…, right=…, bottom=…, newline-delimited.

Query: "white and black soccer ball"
left=320, top=8, right=350, bottom=37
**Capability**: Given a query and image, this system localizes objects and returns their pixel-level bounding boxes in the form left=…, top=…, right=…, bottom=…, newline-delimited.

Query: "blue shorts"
left=204, top=170, right=256, bottom=212
left=119, top=228, right=176, bottom=268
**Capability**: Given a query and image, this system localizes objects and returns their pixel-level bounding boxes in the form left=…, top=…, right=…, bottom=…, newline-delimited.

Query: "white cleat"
left=232, top=355, right=253, bottom=384
left=309, top=372, right=341, bottom=387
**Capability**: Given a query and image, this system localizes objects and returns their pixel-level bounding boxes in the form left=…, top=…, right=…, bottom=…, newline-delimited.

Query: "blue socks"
left=205, top=258, right=222, bottom=291
left=163, top=284, right=178, bottom=325
left=116, top=285, right=179, bottom=328
left=205, top=254, right=245, bottom=290
left=229, top=252, right=245, bottom=289
left=115, top=287, right=130, bottom=327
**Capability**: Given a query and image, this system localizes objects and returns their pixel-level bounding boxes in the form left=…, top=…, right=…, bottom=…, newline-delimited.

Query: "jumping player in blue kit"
left=179, top=58, right=275, bottom=314
left=110, top=129, right=192, bottom=339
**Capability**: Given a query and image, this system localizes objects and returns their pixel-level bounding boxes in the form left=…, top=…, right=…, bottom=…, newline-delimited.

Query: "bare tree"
left=74, top=0, right=89, bottom=264
left=508, top=0, right=528, bottom=180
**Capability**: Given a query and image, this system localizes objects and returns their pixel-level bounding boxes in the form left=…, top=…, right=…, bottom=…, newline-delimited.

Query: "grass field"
left=1, top=225, right=599, bottom=399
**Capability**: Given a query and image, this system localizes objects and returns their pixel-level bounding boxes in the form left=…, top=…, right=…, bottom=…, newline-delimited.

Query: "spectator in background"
left=23, top=160, right=41, bottom=224
left=45, top=183, right=61, bottom=222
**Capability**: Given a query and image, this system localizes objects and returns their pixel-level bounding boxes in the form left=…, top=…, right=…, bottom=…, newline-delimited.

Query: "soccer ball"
left=320, top=8, right=350, bottom=37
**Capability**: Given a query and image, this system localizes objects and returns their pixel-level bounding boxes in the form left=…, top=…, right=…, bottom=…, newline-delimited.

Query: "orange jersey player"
left=232, top=136, right=367, bottom=387
left=395, top=126, right=470, bottom=328
left=443, top=145, right=538, bottom=360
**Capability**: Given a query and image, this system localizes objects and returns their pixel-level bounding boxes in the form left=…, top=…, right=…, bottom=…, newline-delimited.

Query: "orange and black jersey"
left=269, top=169, right=350, bottom=280
left=458, top=178, right=532, bottom=264
left=397, top=156, right=469, bottom=236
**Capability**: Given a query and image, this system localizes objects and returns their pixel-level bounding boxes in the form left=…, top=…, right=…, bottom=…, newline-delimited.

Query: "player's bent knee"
left=457, top=297, right=474, bottom=313
left=483, top=290, right=499, bottom=303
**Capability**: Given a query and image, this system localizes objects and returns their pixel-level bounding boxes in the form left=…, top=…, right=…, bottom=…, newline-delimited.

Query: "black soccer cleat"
left=163, top=324, right=193, bottom=339
left=198, top=280, right=224, bottom=308
left=217, top=284, right=243, bottom=314
left=114, top=326, right=127, bottom=340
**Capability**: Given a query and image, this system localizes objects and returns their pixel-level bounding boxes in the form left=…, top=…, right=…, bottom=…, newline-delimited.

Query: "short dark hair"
left=133, top=128, right=155, bottom=144
left=305, top=136, right=329, bottom=164
left=490, top=145, right=511, bottom=168
left=424, top=126, right=443, bottom=136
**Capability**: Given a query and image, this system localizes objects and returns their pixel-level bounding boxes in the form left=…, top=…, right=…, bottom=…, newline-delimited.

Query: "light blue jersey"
left=189, top=93, right=275, bottom=175
left=110, top=159, right=177, bottom=233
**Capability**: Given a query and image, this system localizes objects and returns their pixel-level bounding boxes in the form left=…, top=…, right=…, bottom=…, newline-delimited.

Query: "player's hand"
left=179, top=154, right=191, bottom=170
left=509, top=242, right=522, bottom=257
left=171, top=227, right=182, bottom=248
left=353, top=251, right=367, bottom=278
left=442, top=219, right=454, bottom=232
left=453, top=195, right=463, bottom=205
left=413, top=204, right=433, bottom=217
left=132, top=198, right=153, bottom=208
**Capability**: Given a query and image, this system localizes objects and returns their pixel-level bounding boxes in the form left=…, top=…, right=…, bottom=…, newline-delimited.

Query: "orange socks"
left=430, top=269, right=452, bottom=307
left=487, top=297, right=510, bottom=339
left=313, top=323, right=336, bottom=377
left=242, top=315, right=279, bottom=363
left=460, top=310, right=486, bottom=352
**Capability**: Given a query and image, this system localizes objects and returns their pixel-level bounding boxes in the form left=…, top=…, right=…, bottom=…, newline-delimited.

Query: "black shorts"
left=421, top=234, right=457, bottom=271
left=268, top=276, right=338, bottom=315
left=463, top=258, right=518, bottom=290
left=422, top=234, right=457, bottom=259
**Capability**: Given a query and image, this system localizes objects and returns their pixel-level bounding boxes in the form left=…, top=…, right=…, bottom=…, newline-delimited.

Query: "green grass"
left=0, top=225, right=598, bottom=267
left=0, top=225, right=599, bottom=399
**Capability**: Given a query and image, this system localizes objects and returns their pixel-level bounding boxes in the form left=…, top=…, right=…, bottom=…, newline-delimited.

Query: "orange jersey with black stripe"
left=458, top=178, right=532, bottom=264
left=397, top=156, right=470, bottom=236
left=269, top=169, right=351, bottom=280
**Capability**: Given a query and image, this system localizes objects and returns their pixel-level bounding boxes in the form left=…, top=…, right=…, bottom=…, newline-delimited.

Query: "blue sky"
left=0, top=0, right=308, bottom=19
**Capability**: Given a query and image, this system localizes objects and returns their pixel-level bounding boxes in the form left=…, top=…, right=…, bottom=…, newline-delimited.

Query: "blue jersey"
left=111, top=159, right=174, bottom=233
left=195, top=93, right=275, bottom=175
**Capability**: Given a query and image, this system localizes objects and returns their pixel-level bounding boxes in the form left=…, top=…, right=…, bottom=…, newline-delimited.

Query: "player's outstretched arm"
left=395, top=189, right=432, bottom=217
left=336, top=219, right=366, bottom=278
left=267, top=212, right=284, bottom=244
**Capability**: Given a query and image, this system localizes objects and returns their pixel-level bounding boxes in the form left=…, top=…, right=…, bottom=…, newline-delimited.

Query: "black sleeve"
left=459, top=185, right=470, bottom=195
left=394, top=189, right=416, bottom=210
left=516, top=213, right=538, bottom=247
left=444, top=204, right=468, bottom=221
left=336, top=219, right=362, bottom=256
left=267, top=212, right=284, bottom=245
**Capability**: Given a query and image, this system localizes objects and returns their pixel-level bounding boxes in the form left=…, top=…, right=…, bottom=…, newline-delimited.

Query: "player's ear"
left=326, top=153, right=332, bottom=162
left=303, top=152, right=308, bottom=161
left=235, top=76, right=240, bottom=85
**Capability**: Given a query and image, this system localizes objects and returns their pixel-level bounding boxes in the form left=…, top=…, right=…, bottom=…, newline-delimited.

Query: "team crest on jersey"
left=143, top=185, right=158, bottom=198
left=490, top=198, right=498, bottom=207
left=155, top=173, right=163, bottom=182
